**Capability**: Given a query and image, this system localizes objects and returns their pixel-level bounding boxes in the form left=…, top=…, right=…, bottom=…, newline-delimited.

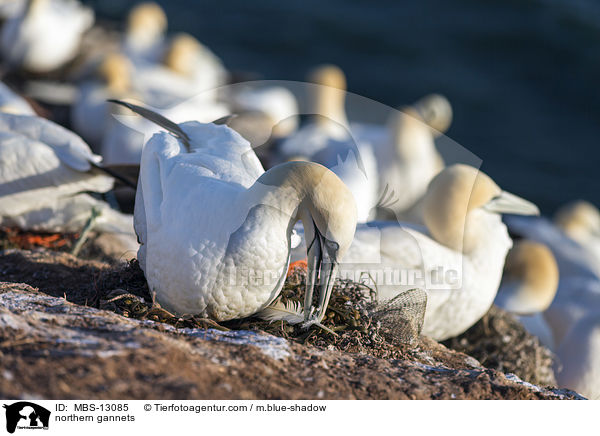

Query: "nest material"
left=0, top=227, right=77, bottom=251
left=443, top=305, right=556, bottom=386
left=0, top=226, right=121, bottom=263
left=93, top=262, right=428, bottom=357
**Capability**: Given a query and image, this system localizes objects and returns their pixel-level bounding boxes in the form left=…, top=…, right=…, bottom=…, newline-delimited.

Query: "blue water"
left=83, top=0, right=600, bottom=214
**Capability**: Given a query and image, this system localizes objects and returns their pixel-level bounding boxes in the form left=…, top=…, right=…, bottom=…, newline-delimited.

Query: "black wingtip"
left=107, top=99, right=192, bottom=151
left=212, top=114, right=238, bottom=125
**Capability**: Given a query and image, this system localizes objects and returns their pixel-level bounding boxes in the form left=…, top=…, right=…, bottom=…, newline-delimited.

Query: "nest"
left=94, top=262, right=428, bottom=358
left=443, top=305, right=556, bottom=386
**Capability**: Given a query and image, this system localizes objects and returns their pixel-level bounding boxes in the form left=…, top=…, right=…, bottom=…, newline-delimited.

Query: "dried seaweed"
left=92, top=262, right=427, bottom=357
left=443, top=306, right=556, bottom=386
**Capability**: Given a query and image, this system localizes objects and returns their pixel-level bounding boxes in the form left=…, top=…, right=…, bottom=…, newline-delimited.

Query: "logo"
left=2, top=402, right=50, bottom=434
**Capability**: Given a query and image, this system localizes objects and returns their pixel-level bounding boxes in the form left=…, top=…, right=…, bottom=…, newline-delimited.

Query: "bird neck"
left=26, top=0, right=47, bottom=17
left=428, top=208, right=512, bottom=260
left=106, top=77, right=130, bottom=95
left=310, top=86, right=349, bottom=138
left=389, top=110, right=437, bottom=163
left=246, top=163, right=312, bottom=222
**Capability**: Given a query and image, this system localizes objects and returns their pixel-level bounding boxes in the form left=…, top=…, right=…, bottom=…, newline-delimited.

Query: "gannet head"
left=127, top=2, right=167, bottom=41
left=413, top=93, right=453, bottom=136
left=496, top=240, right=559, bottom=314
left=98, top=53, right=132, bottom=94
left=307, top=64, right=349, bottom=136
left=554, top=200, right=600, bottom=243
left=25, top=0, right=48, bottom=17
left=258, top=161, right=357, bottom=323
left=423, top=164, right=539, bottom=252
left=163, top=33, right=201, bottom=77
left=299, top=162, right=357, bottom=324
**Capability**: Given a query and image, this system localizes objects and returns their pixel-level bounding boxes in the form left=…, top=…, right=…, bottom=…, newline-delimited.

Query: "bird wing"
left=0, top=131, right=112, bottom=216
left=177, top=120, right=264, bottom=188
left=0, top=112, right=101, bottom=171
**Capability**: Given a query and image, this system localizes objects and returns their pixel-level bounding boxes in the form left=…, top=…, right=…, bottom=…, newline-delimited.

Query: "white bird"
left=135, top=33, right=228, bottom=103
left=351, top=101, right=445, bottom=221
left=121, top=2, right=167, bottom=66
left=490, top=235, right=600, bottom=399
left=277, top=64, right=354, bottom=160
left=228, top=84, right=299, bottom=145
left=71, top=52, right=134, bottom=150
left=291, top=164, right=539, bottom=340
left=494, top=240, right=559, bottom=349
left=555, top=311, right=600, bottom=400
left=71, top=51, right=229, bottom=163
left=0, top=112, right=136, bottom=251
left=102, top=95, right=230, bottom=166
left=554, top=200, right=600, bottom=277
left=277, top=65, right=379, bottom=222
left=278, top=66, right=447, bottom=222
left=412, top=93, right=453, bottom=137
left=0, top=81, right=35, bottom=115
left=503, top=214, right=600, bottom=346
left=0, top=0, right=93, bottom=73
left=113, top=100, right=357, bottom=324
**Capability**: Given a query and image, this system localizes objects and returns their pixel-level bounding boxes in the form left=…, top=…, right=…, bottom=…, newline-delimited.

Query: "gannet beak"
left=305, top=224, right=339, bottom=324
left=483, top=191, right=540, bottom=216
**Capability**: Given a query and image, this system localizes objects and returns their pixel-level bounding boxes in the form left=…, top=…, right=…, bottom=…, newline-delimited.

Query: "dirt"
left=0, top=248, right=584, bottom=399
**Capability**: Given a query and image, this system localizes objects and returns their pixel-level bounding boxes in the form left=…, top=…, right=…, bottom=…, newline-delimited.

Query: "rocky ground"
left=0, top=244, right=585, bottom=400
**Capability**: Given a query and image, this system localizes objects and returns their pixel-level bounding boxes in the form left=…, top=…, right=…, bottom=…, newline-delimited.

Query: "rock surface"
left=0, top=250, right=584, bottom=400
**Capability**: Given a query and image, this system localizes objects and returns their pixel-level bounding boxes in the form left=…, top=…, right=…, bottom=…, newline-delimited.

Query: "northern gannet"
left=555, top=311, right=600, bottom=400
left=554, top=200, right=600, bottom=277
left=71, top=52, right=134, bottom=149
left=494, top=240, right=559, bottom=348
left=0, top=112, right=136, bottom=252
left=122, top=2, right=167, bottom=65
left=412, top=93, right=453, bottom=137
left=228, top=85, right=299, bottom=145
left=71, top=51, right=229, bottom=163
left=277, top=64, right=353, bottom=160
left=503, top=214, right=600, bottom=346
left=134, top=33, right=227, bottom=104
left=363, top=105, right=444, bottom=220
left=291, top=164, right=539, bottom=340
left=277, top=65, right=379, bottom=222
left=0, top=0, right=94, bottom=73
left=101, top=97, right=229, bottom=166
left=113, top=100, right=357, bottom=324
left=490, top=236, right=600, bottom=398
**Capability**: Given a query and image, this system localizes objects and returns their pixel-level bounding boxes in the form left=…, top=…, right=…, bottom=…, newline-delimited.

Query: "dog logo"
left=2, top=402, right=50, bottom=433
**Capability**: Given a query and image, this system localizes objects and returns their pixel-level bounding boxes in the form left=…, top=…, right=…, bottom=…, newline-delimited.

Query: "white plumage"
left=128, top=103, right=356, bottom=322
left=229, top=85, right=299, bottom=138
left=291, top=164, right=538, bottom=340
left=0, top=81, right=35, bottom=115
left=0, top=113, right=134, bottom=241
left=503, top=214, right=600, bottom=398
left=277, top=65, right=379, bottom=222
left=0, top=0, right=93, bottom=73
